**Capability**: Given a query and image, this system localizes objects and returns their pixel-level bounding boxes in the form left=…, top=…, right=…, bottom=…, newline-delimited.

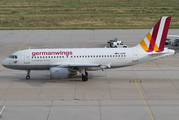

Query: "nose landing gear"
left=26, top=70, right=30, bottom=80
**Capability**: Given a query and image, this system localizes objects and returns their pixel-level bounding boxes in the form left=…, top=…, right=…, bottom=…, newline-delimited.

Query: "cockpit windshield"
left=9, top=55, right=17, bottom=59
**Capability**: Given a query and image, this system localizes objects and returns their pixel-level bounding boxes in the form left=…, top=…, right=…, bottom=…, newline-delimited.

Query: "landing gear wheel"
left=82, top=74, right=88, bottom=82
left=26, top=70, right=31, bottom=80
left=26, top=75, right=30, bottom=80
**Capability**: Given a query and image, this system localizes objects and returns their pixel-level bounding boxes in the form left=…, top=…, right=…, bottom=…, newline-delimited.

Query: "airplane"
left=2, top=16, right=176, bottom=82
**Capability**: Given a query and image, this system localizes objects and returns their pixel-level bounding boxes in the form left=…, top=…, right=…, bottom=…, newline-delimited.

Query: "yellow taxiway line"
left=136, top=83, right=154, bottom=120
left=0, top=66, right=3, bottom=70
left=17, top=35, right=33, bottom=51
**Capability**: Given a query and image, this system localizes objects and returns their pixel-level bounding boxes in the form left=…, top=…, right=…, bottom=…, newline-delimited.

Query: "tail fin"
left=139, top=16, right=171, bottom=52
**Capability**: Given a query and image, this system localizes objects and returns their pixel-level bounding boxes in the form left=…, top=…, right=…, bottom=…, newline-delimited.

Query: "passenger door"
left=24, top=52, right=30, bottom=64
left=132, top=50, right=138, bottom=62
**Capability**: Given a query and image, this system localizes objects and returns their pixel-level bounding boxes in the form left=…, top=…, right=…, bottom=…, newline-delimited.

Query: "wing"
left=49, top=62, right=111, bottom=69
left=59, top=63, right=101, bottom=67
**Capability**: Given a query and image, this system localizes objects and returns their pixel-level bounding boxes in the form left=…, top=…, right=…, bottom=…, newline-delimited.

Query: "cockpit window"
left=9, top=55, right=17, bottom=59
left=9, top=55, right=14, bottom=58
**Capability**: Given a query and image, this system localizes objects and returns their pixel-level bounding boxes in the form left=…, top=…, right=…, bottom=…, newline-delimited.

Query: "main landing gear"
left=26, top=70, right=30, bottom=80
left=82, top=71, right=88, bottom=82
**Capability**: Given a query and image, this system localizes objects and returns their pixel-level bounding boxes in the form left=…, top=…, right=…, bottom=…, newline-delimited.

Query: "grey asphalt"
left=0, top=29, right=179, bottom=120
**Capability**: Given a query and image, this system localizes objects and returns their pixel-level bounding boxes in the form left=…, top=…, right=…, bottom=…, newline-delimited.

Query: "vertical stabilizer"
left=139, top=16, right=171, bottom=52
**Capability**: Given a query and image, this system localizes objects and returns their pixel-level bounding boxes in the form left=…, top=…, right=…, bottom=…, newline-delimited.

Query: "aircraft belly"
left=4, top=65, right=49, bottom=70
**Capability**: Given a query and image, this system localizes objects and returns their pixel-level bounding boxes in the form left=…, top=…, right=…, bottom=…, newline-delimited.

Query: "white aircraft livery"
left=2, top=16, right=175, bottom=81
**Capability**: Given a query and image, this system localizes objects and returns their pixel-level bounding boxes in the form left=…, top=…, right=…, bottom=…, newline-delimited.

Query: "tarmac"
left=0, top=29, right=179, bottom=120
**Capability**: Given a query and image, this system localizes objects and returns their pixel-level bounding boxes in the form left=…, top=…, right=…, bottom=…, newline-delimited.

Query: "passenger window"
left=121, top=55, right=123, bottom=57
left=48, top=56, right=50, bottom=58
left=15, top=55, right=17, bottom=59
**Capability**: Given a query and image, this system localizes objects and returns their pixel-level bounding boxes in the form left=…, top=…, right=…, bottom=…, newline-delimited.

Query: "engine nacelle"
left=50, top=67, right=77, bottom=79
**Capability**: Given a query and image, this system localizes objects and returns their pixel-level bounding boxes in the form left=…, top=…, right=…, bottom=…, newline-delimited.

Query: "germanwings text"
left=32, top=51, right=73, bottom=56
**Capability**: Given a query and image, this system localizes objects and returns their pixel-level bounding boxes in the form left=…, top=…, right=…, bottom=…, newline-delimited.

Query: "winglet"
left=139, top=16, right=171, bottom=52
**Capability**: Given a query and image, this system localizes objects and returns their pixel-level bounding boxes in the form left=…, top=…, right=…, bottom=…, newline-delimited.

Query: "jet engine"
left=50, top=67, right=77, bottom=79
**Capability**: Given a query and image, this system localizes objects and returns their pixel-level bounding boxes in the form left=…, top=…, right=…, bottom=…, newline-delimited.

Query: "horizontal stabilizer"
left=167, top=35, right=179, bottom=38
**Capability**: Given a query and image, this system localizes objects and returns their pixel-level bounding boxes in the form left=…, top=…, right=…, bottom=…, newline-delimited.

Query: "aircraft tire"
left=26, top=75, right=30, bottom=80
left=82, top=75, right=88, bottom=82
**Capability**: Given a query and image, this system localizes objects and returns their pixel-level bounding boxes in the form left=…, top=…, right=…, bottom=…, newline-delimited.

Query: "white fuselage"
left=2, top=45, right=175, bottom=71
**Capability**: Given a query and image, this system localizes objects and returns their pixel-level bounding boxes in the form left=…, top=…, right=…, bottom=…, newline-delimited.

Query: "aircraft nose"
left=2, top=58, right=8, bottom=67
